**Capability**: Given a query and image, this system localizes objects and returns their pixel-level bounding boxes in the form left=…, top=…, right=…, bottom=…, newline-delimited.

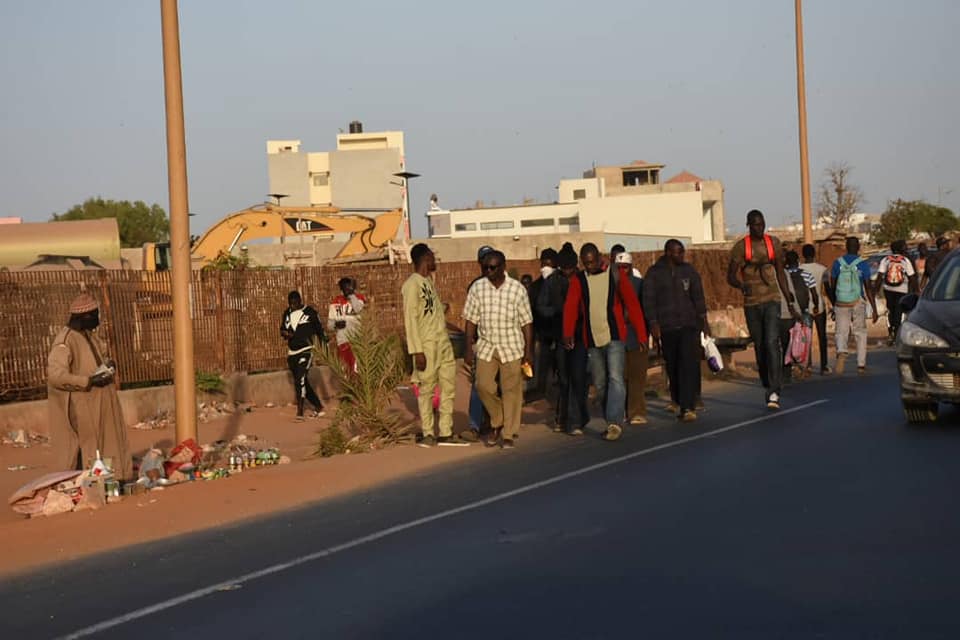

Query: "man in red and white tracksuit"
left=328, top=277, right=366, bottom=373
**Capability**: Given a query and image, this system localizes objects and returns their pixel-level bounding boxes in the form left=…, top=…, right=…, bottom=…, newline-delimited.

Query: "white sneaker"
left=602, top=424, right=623, bottom=441
left=767, top=393, right=780, bottom=410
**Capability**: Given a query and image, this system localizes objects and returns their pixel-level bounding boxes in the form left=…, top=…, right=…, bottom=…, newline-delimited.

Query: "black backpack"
left=788, top=270, right=810, bottom=311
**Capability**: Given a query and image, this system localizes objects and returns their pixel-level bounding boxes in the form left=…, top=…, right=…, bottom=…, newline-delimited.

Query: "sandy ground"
left=0, top=364, right=577, bottom=578
left=0, top=323, right=889, bottom=578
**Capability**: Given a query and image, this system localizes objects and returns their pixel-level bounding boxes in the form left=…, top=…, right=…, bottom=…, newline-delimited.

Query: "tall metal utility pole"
left=160, top=0, right=198, bottom=443
left=795, top=0, right=814, bottom=244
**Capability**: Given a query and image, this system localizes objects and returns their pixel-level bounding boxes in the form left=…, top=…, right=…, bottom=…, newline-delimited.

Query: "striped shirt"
left=463, top=276, right=533, bottom=363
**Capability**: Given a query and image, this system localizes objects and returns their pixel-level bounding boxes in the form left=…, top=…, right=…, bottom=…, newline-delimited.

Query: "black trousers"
left=661, top=327, right=700, bottom=413
left=884, top=289, right=906, bottom=338
left=287, top=352, right=323, bottom=412
left=567, top=343, right=591, bottom=430
left=549, top=340, right=571, bottom=428
left=808, top=311, right=828, bottom=371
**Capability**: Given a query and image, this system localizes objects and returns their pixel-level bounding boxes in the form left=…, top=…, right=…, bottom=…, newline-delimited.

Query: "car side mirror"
left=900, top=293, right=918, bottom=313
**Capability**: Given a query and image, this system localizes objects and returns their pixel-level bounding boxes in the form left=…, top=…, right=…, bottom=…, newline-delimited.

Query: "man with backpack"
left=830, top=237, right=879, bottom=374
left=874, top=240, right=917, bottom=345
left=782, top=250, right=819, bottom=379
left=800, top=244, right=831, bottom=374
left=727, top=209, right=798, bottom=410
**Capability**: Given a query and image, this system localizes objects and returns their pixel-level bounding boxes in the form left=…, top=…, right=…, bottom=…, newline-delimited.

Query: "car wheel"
left=903, top=401, right=939, bottom=425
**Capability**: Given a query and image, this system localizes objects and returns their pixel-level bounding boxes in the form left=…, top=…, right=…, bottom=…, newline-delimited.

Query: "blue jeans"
left=588, top=340, right=627, bottom=425
left=745, top=301, right=782, bottom=399
left=468, top=382, right=484, bottom=430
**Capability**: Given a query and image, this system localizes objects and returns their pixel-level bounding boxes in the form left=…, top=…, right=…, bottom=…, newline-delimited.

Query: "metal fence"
left=0, top=248, right=751, bottom=404
left=0, top=261, right=541, bottom=403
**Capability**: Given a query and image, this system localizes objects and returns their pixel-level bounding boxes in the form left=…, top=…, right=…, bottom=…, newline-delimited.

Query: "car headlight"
left=899, top=321, right=949, bottom=348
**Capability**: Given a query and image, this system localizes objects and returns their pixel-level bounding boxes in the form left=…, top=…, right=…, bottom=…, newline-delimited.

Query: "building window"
left=454, top=223, right=477, bottom=232
left=520, top=218, right=554, bottom=228
left=623, top=170, right=650, bottom=186
left=572, top=189, right=586, bottom=200
left=311, top=173, right=329, bottom=187
left=479, top=221, right=515, bottom=230
left=558, top=215, right=579, bottom=225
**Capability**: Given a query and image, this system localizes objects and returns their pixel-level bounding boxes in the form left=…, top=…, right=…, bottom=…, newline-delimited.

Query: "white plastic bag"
left=701, top=333, right=724, bottom=373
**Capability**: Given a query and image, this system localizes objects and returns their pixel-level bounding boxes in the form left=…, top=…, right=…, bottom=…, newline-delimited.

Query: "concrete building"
left=427, top=161, right=725, bottom=251
left=266, top=124, right=406, bottom=214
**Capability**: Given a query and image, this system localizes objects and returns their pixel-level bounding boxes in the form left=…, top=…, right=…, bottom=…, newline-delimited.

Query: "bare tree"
left=816, top=162, right=865, bottom=229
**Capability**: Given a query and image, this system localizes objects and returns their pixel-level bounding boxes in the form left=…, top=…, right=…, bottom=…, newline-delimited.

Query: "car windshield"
left=926, top=255, right=960, bottom=301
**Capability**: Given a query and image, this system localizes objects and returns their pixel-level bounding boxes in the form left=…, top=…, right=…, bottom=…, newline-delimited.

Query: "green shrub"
left=314, top=317, right=415, bottom=449
left=195, top=370, right=225, bottom=394
left=316, top=425, right=348, bottom=457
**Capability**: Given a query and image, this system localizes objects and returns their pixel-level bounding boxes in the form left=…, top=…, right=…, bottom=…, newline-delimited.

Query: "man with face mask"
left=527, top=248, right=558, bottom=399
left=47, top=293, right=132, bottom=479
left=610, top=245, right=649, bottom=426
left=539, top=243, right=586, bottom=434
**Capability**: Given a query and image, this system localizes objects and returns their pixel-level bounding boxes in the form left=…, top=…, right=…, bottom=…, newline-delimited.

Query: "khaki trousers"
left=625, top=347, right=648, bottom=419
left=413, top=339, right=456, bottom=437
left=476, top=354, right=523, bottom=440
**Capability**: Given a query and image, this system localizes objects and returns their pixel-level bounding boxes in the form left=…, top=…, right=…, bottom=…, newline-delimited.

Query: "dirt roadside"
left=0, top=368, right=563, bottom=578
left=0, top=329, right=888, bottom=579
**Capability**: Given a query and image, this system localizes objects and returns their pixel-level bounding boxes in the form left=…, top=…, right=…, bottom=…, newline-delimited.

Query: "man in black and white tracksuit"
left=280, top=290, right=326, bottom=421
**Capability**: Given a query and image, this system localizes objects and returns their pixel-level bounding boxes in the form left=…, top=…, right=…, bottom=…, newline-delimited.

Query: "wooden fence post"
left=215, top=270, right=226, bottom=373
left=97, top=270, right=121, bottom=389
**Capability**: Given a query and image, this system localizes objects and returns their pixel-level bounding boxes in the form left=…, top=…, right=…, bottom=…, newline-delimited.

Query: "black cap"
left=477, top=245, right=495, bottom=261
left=540, top=248, right=558, bottom=261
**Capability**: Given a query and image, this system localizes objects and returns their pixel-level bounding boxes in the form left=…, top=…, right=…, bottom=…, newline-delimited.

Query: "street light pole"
left=160, top=0, right=197, bottom=444
left=393, top=171, right=421, bottom=241
left=795, top=0, right=814, bottom=244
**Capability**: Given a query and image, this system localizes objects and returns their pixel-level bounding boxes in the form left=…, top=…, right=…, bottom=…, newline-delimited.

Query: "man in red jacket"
left=562, top=243, right=648, bottom=441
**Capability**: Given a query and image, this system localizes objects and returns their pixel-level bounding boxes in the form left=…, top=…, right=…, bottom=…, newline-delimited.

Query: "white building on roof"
left=427, top=161, right=725, bottom=251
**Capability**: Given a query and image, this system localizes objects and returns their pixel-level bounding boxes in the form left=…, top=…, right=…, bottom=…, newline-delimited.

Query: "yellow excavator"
left=143, top=204, right=404, bottom=270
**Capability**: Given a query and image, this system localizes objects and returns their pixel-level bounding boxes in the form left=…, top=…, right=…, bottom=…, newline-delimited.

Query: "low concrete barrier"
left=0, top=367, right=336, bottom=436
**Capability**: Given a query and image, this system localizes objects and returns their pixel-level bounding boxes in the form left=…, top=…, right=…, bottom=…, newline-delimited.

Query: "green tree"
left=874, top=199, right=958, bottom=246
left=915, top=203, right=958, bottom=238
left=51, top=197, right=170, bottom=248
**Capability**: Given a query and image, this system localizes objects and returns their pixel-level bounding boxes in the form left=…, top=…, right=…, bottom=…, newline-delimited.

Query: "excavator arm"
left=188, top=204, right=403, bottom=266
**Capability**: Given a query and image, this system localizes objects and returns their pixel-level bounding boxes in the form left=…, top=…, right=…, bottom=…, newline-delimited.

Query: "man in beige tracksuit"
left=402, top=243, right=458, bottom=447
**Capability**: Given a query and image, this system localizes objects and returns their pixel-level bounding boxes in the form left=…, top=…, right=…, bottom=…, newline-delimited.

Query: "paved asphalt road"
left=4, top=350, right=960, bottom=639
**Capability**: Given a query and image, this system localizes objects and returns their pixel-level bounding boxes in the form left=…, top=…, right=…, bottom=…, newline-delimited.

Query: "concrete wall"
left=445, top=203, right=580, bottom=238
left=267, top=151, right=311, bottom=206
left=336, top=130, right=404, bottom=154
left=307, top=152, right=332, bottom=205
left=579, top=191, right=709, bottom=243
left=0, top=368, right=337, bottom=435
left=239, top=231, right=608, bottom=265
left=558, top=177, right=603, bottom=203
left=701, top=179, right=725, bottom=241
left=328, top=148, right=403, bottom=211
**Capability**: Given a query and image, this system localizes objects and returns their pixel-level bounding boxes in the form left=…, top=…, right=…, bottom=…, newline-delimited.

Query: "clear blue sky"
left=1, top=1, right=957, bottom=239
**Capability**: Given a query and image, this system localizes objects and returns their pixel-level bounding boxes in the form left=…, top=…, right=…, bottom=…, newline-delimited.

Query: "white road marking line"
left=59, top=399, right=828, bottom=639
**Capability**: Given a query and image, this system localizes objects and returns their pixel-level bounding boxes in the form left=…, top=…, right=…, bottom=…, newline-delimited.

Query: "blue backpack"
left=835, top=256, right=864, bottom=304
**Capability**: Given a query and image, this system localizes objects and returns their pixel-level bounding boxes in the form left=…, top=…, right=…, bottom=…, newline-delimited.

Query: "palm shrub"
left=313, top=318, right=415, bottom=450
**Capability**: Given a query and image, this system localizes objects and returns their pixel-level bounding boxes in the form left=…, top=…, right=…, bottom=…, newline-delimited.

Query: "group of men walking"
left=726, top=208, right=940, bottom=410
left=401, top=237, right=710, bottom=449
left=46, top=212, right=946, bottom=478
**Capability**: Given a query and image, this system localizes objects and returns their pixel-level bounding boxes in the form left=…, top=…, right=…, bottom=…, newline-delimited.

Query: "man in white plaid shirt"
left=464, top=250, right=534, bottom=449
